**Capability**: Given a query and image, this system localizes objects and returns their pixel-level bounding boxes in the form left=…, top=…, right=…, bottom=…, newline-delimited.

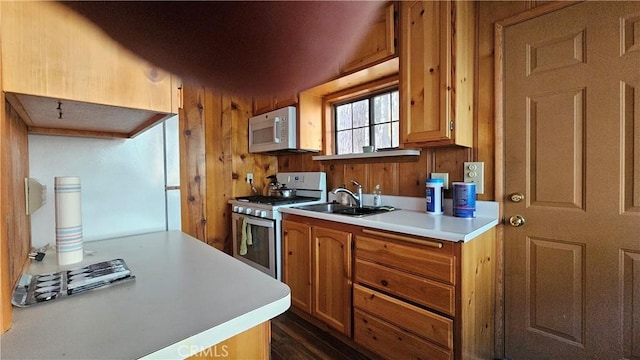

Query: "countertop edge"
left=142, top=293, right=291, bottom=359
left=278, top=208, right=499, bottom=242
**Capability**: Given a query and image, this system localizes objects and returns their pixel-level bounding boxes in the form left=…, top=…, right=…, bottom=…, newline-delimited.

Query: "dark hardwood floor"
left=271, top=311, right=376, bottom=360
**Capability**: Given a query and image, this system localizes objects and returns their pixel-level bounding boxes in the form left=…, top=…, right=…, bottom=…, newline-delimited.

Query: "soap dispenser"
left=373, top=184, right=382, bottom=207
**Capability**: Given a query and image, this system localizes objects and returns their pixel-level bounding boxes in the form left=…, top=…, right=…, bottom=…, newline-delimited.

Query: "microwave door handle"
left=273, top=117, right=281, bottom=144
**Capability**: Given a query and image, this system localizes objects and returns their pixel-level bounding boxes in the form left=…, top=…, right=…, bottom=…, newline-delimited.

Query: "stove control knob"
left=233, top=206, right=239, bottom=212
left=245, top=208, right=252, bottom=215
left=260, top=210, right=268, bottom=218
left=237, top=206, right=244, bottom=213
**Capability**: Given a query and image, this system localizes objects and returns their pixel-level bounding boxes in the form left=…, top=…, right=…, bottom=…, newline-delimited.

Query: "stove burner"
left=236, top=195, right=319, bottom=206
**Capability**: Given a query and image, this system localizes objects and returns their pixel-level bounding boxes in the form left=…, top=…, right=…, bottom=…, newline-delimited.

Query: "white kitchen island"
left=0, top=231, right=290, bottom=359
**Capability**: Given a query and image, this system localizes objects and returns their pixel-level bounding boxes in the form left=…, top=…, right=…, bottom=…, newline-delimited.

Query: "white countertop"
left=1, top=231, right=290, bottom=359
left=279, top=196, right=500, bottom=242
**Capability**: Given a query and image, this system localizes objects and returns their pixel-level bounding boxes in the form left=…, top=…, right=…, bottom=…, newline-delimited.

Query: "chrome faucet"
left=331, top=179, right=363, bottom=208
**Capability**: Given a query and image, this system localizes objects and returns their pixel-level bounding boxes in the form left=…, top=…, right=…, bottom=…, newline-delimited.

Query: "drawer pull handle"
left=362, top=229, right=444, bottom=248
left=381, top=280, right=388, bottom=287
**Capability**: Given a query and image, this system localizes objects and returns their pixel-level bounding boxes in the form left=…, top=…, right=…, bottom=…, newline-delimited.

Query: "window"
left=334, top=89, right=399, bottom=155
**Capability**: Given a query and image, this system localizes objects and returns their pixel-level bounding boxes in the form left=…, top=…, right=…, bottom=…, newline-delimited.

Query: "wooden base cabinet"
left=353, top=227, right=495, bottom=360
left=282, top=220, right=313, bottom=313
left=354, top=286, right=453, bottom=360
left=282, top=218, right=352, bottom=336
left=188, top=321, right=270, bottom=359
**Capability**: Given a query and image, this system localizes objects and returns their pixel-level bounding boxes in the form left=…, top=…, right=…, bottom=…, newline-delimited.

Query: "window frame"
left=322, top=76, right=400, bottom=156
left=333, top=87, right=399, bottom=155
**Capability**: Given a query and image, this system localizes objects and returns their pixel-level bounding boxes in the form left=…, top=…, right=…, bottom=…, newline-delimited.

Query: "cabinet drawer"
left=354, top=309, right=452, bottom=360
left=353, top=284, right=452, bottom=349
left=355, top=259, right=455, bottom=316
left=356, top=235, right=456, bottom=284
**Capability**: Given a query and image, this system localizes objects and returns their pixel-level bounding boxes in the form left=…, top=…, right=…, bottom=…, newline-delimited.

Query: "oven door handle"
left=234, top=214, right=274, bottom=228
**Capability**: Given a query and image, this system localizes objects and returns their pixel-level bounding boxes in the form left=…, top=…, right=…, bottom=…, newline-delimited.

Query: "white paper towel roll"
left=55, top=176, right=83, bottom=265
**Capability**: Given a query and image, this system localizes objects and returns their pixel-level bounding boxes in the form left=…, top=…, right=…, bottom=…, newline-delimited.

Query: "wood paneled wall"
left=279, top=132, right=474, bottom=199
left=1, top=100, right=31, bottom=333
left=180, top=83, right=276, bottom=252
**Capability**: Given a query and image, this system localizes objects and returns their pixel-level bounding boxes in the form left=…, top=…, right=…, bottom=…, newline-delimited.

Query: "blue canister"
left=452, top=182, right=476, bottom=218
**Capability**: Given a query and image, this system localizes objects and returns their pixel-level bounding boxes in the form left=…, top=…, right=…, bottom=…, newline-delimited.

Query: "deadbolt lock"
left=510, top=193, right=525, bottom=202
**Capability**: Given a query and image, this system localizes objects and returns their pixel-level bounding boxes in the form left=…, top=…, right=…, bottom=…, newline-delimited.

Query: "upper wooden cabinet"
left=0, top=1, right=177, bottom=138
left=252, top=93, right=298, bottom=116
left=400, top=0, right=475, bottom=147
left=339, top=2, right=397, bottom=75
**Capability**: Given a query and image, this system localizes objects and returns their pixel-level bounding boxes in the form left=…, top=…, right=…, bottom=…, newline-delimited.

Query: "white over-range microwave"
left=248, top=106, right=297, bottom=153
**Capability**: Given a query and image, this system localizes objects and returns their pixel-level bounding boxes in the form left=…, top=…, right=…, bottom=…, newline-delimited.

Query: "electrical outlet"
left=246, top=173, right=254, bottom=184
left=463, top=162, right=484, bottom=194
left=431, top=173, right=449, bottom=189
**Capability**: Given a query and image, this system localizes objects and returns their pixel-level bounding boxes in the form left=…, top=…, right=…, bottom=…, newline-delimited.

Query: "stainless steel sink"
left=294, top=203, right=395, bottom=217
left=293, top=203, right=352, bottom=213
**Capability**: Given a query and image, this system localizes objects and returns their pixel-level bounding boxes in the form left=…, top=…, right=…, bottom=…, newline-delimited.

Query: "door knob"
left=508, top=215, right=526, bottom=227
left=510, top=193, right=525, bottom=202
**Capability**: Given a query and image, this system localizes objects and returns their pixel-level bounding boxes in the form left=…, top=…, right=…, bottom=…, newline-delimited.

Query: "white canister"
left=426, top=178, right=444, bottom=215
left=55, top=176, right=84, bottom=265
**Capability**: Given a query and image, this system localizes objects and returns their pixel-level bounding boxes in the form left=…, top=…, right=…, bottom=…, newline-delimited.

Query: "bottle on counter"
left=339, top=184, right=350, bottom=205
left=373, top=184, right=382, bottom=207
left=426, top=178, right=444, bottom=215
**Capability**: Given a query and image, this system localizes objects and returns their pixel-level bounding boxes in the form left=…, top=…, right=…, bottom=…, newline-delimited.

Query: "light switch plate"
left=463, top=162, right=484, bottom=194
left=246, top=173, right=254, bottom=184
left=25, top=178, right=46, bottom=215
left=431, top=173, right=449, bottom=189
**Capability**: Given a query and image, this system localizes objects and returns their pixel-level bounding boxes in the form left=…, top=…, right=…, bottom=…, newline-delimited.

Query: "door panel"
left=504, top=2, right=640, bottom=358
left=527, top=89, right=584, bottom=209
left=622, top=81, right=640, bottom=213
left=622, top=250, right=640, bottom=358
left=527, top=237, right=584, bottom=344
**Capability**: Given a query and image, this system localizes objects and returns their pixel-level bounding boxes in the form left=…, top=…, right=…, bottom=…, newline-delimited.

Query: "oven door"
left=231, top=212, right=276, bottom=278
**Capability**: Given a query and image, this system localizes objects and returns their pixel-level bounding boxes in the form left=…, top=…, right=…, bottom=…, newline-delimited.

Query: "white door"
left=503, top=2, right=640, bottom=358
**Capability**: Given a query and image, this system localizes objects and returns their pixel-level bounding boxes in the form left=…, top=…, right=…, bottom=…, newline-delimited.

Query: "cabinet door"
left=273, top=93, right=298, bottom=110
left=340, top=2, right=397, bottom=74
left=252, top=93, right=298, bottom=116
left=400, top=1, right=474, bottom=147
left=253, top=96, right=274, bottom=115
left=282, top=220, right=312, bottom=314
left=400, top=0, right=448, bottom=145
left=1, top=1, right=174, bottom=113
left=312, top=226, right=352, bottom=336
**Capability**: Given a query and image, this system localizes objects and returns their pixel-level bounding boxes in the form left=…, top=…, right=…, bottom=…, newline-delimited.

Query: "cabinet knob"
left=381, top=280, right=388, bottom=287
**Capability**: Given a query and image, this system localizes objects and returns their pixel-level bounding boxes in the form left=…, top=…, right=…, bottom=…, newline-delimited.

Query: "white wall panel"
left=29, top=124, right=166, bottom=247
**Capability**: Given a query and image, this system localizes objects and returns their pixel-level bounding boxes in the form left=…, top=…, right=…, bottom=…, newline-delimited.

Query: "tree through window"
left=334, top=89, right=399, bottom=154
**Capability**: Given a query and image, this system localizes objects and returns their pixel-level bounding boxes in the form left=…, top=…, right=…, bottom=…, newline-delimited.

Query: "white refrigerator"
left=29, top=116, right=181, bottom=248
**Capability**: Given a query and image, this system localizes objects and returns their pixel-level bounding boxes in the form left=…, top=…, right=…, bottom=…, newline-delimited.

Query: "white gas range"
left=228, top=172, right=327, bottom=279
